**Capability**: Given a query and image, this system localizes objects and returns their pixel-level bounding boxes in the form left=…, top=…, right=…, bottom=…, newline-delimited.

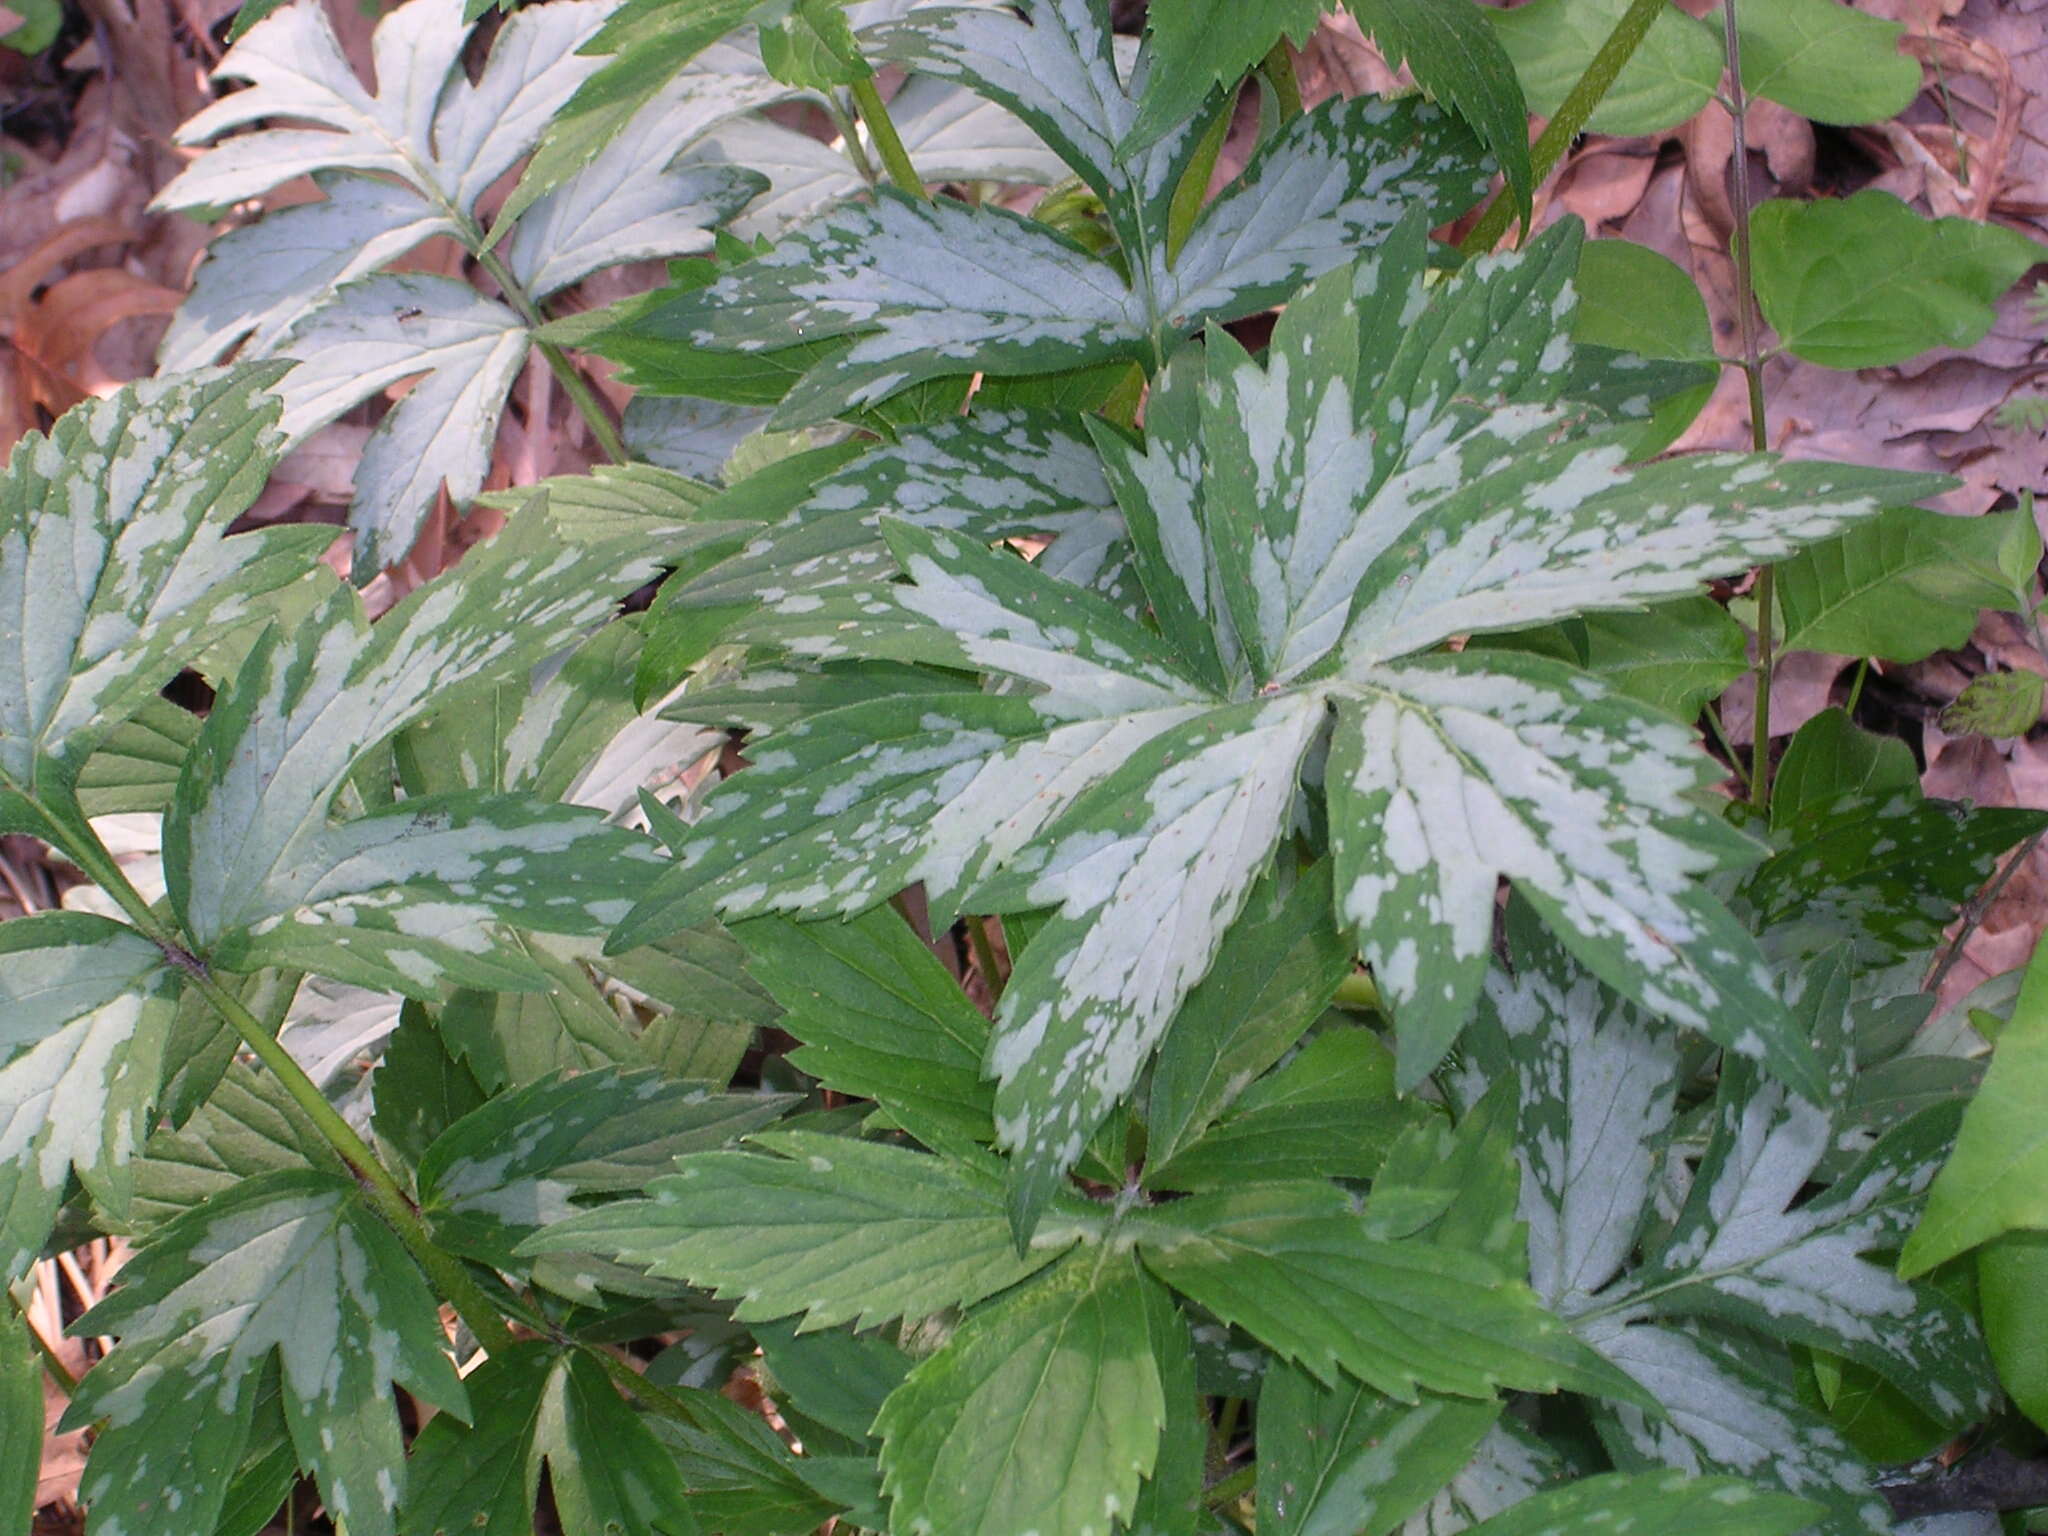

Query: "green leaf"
left=1127, top=0, right=1323, bottom=149
left=162, top=523, right=675, bottom=995
left=1743, top=792, right=2047, bottom=974
left=1396, top=1420, right=1568, bottom=1532
left=436, top=933, right=658, bottom=1089
left=761, top=0, right=870, bottom=87
left=1463, top=1471, right=1816, bottom=1536
left=1980, top=1230, right=2048, bottom=1432
left=1752, top=191, right=2043, bottom=369
left=737, top=907, right=995, bottom=1155
left=1943, top=669, right=2044, bottom=739
left=1737, top=0, right=1920, bottom=127
left=1485, top=599, right=1751, bottom=722
left=1364, top=1086, right=1520, bottom=1261
left=0, top=367, right=326, bottom=800
left=646, top=1384, right=842, bottom=1536
left=418, top=1067, right=794, bottom=1269
left=404, top=1340, right=695, bottom=1536
left=1904, top=932, right=2048, bottom=1274
left=755, top=1319, right=910, bottom=1448
left=369, top=1002, right=488, bottom=1173
left=65, top=1170, right=467, bottom=1536
left=1491, top=0, right=1721, bottom=137
left=1258, top=1362, right=1500, bottom=1536
left=1770, top=709, right=1919, bottom=830
left=1347, top=0, right=1533, bottom=217
left=1144, top=862, right=1357, bottom=1175
left=73, top=697, right=203, bottom=817
left=1571, top=238, right=1717, bottom=364
left=128, top=1062, right=348, bottom=1231
left=1133, top=1182, right=1642, bottom=1405
left=1775, top=502, right=2017, bottom=661
left=874, top=1251, right=1168, bottom=1536
left=1148, top=1028, right=1423, bottom=1191
left=0, top=1310, right=37, bottom=1536
left=521, top=1131, right=1076, bottom=1327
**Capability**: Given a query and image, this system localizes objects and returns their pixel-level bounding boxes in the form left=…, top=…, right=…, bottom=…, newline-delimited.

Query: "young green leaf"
left=1125, top=0, right=1323, bottom=149
left=65, top=1170, right=467, bottom=1536
left=1942, top=669, right=2044, bottom=739
left=0, top=367, right=328, bottom=802
left=126, top=1061, right=349, bottom=1232
left=1770, top=709, right=1920, bottom=830
left=1570, top=238, right=1718, bottom=365
left=873, top=1251, right=1169, bottom=1536
left=522, top=1131, right=1078, bottom=1328
left=1751, top=191, right=2043, bottom=370
left=1979, top=1230, right=2048, bottom=1432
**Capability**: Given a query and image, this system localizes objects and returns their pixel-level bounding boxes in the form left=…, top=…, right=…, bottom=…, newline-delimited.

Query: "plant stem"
left=849, top=75, right=926, bottom=200
left=62, top=820, right=518, bottom=1357
left=1460, top=0, right=1667, bottom=255
left=1701, top=701, right=1754, bottom=796
left=472, top=246, right=629, bottom=464
left=1721, top=0, right=1777, bottom=811
left=825, top=90, right=881, bottom=186
left=1260, top=39, right=1303, bottom=119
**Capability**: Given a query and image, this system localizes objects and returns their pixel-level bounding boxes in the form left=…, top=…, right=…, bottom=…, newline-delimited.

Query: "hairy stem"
left=1460, top=0, right=1667, bottom=255
left=825, top=90, right=881, bottom=186
left=1721, top=0, right=1777, bottom=810
left=850, top=75, right=927, bottom=200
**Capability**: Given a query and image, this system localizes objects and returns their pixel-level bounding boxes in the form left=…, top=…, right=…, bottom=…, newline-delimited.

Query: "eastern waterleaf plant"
left=602, top=211, right=1948, bottom=1233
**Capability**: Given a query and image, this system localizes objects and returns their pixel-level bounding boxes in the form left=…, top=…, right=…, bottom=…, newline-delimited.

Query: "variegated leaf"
left=164, top=521, right=672, bottom=994
left=1583, top=1320, right=1892, bottom=1535
left=1395, top=1420, right=1570, bottom=1536
left=0, top=966, right=176, bottom=1279
left=154, top=0, right=615, bottom=215
left=1327, top=652, right=1810, bottom=1095
left=0, top=369, right=330, bottom=796
left=606, top=4, right=1489, bottom=428
left=64, top=1170, right=468, bottom=1536
left=157, top=173, right=452, bottom=370
left=273, top=274, right=530, bottom=575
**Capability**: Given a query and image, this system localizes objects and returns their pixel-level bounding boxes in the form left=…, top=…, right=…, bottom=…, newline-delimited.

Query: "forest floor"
left=2, top=0, right=2045, bottom=1527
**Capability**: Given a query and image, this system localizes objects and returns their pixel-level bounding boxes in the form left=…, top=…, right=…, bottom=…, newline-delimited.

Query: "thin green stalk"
left=1460, top=0, right=1667, bottom=255
left=1701, top=702, right=1754, bottom=797
left=1720, top=0, right=1777, bottom=811
left=849, top=75, right=926, bottom=199
left=473, top=246, right=629, bottom=464
left=1260, top=39, right=1303, bottom=120
left=825, top=90, right=882, bottom=186
left=1844, top=657, right=1871, bottom=717
left=64, top=824, right=518, bottom=1357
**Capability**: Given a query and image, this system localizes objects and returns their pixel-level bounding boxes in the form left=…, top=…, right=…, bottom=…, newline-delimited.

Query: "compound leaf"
left=65, top=1170, right=467, bottom=1536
